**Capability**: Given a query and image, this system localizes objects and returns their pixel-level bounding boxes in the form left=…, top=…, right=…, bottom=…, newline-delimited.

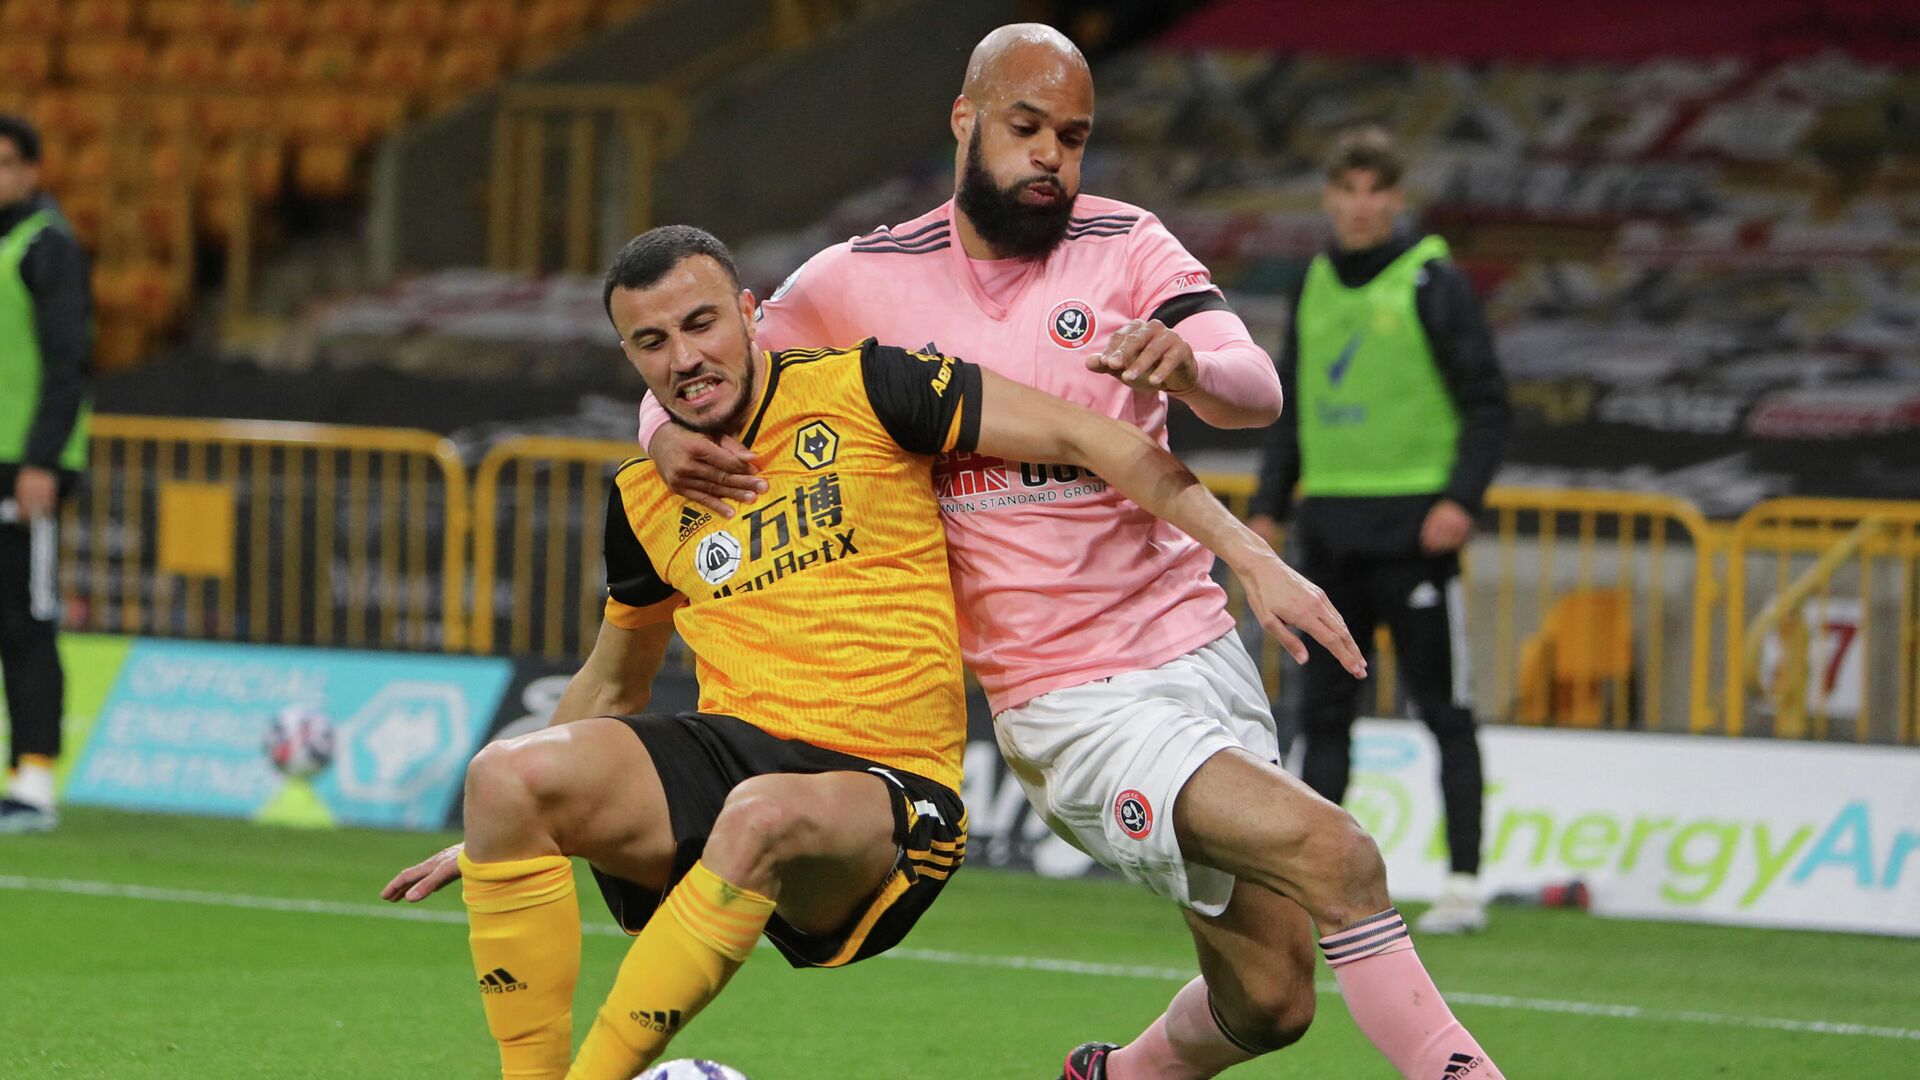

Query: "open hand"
left=651, top=424, right=766, bottom=519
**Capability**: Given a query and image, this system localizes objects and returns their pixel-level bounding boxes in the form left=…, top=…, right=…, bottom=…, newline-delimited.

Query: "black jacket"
left=1, top=190, right=92, bottom=495
left=1250, top=229, right=1509, bottom=554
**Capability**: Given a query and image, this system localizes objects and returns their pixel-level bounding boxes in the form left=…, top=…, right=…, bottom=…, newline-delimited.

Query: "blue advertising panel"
left=65, top=640, right=513, bottom=830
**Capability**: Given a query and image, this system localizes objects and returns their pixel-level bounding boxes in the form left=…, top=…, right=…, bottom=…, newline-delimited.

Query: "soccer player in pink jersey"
left=637, top=25, right=1506, bottom=1080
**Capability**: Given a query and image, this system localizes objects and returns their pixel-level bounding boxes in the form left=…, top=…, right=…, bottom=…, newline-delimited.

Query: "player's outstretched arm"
left=972, top=369, right=1365, bottom=678
left=378, top=618, right=675, bottom=903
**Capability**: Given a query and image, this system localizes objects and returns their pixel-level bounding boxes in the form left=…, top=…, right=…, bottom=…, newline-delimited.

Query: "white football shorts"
left=991, top=630, right=1279, bottom=915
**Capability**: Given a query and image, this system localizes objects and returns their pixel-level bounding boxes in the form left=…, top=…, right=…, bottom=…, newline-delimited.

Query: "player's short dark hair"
left=1324, top=126, right=1403, bottom=187
left=602, top=225, right=742, bottom=324
left=0, top=114, right=42, bottom=164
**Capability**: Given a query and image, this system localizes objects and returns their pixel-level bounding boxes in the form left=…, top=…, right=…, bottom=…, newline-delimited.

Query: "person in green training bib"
left=0, top=114, right=92, bottom=834
left=1250, top=126, right=1510, bottom=934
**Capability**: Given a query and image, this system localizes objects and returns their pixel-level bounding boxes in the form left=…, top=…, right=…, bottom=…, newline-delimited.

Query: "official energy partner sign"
left=64, top=639, right=512, bottom=830
left=1348, top=721, right=1920, bottom=937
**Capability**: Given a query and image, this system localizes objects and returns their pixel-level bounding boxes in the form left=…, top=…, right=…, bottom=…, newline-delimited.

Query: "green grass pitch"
left=3, top=808, right=1916, bottom=1077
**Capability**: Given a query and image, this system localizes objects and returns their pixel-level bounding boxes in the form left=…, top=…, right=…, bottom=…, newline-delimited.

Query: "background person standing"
left=1250, top=126, right=1510, bottom=934
left=0, top=114, right=92, bottom=833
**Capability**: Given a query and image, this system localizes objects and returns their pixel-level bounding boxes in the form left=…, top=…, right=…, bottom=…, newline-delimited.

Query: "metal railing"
left=487, top=0, right=888, bottom=274
left=1482, top=487, right=1716, bottom=733
left=70, top=416, right=468, bottom=651
left=64, top=415, right=1920, bottom=744
left=1722, top=498, right=1920, bottom=745
left=469, top=436, right=639, bottom=658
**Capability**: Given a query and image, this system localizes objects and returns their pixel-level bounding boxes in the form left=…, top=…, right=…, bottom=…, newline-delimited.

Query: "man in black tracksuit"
left=0, top=115, right=92, bottom=833
left=1250, top=127, right=1508, bottom=932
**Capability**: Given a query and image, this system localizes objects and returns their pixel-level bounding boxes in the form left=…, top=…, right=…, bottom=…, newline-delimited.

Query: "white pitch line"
left=5, top=875, right=1917, bottom=1043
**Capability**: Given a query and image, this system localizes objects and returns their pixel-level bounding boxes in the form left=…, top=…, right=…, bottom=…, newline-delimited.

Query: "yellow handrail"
left=1724, top=498, right=1920, bottom=742
left=1741, top=519, right=1887, bottom=738
left=83, top=415, right=469, bottom=650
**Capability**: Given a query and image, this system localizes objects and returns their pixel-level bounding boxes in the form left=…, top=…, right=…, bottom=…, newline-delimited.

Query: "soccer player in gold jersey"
left=383, top=226, right=1361, bottom=1079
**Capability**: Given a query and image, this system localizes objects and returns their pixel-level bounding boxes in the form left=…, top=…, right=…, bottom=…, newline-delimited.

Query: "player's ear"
left=951, top=95, right=973, bottom=143
left=736, top=288, right=757, bottom=327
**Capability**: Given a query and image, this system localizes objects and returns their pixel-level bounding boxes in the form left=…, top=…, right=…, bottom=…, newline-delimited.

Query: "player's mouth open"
left=676, top=376, right=723, bottom=406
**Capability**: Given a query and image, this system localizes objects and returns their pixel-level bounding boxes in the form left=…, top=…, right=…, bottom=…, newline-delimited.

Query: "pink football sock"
left=1106, top=977, right=1260, bottom=1080
left=1319, top=909, right=1504, bottom=1079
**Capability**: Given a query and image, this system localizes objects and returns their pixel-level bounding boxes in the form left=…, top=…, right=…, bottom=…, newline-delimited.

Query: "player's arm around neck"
left=973, top=369, right=1366, bottom=677
left=548, top=620, right=675, bottom=726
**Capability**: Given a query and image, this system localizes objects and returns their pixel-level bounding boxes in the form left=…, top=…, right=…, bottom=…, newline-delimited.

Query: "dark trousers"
left=1299, top=542, right=1484, bottom=875
left=1, top=516, right=64, bottom=769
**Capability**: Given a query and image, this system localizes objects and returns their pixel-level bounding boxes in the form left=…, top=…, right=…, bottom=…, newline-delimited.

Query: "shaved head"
left=962, top=23, right=1091, bottom=106
left=950, top=24, right=1094, bottom=259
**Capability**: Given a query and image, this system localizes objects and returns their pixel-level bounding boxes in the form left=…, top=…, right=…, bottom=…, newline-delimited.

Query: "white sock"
left=10, top=763, right=55, bottom=809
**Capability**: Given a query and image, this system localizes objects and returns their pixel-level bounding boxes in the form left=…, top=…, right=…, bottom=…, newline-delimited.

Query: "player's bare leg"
left=1089, top=883, right=1318, bottom=1079
left=568, top=769, right=899, bottom=1079
left=1168, top=749, right=1504, bottom=1080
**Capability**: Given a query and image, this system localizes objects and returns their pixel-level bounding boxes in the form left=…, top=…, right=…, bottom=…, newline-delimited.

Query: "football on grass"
left=637, top=1062, right=750, bottom=1080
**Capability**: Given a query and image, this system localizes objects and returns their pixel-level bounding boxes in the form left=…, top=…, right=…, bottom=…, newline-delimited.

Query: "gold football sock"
left=460, top=852, right=581, bottom=1080
left=567, top=860, right=776, bottom=1079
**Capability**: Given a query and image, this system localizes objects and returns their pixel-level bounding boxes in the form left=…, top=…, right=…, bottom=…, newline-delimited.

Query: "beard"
left=955, top=125, right=1077, bottom=259
left=665, top=337, right=758, bottom=436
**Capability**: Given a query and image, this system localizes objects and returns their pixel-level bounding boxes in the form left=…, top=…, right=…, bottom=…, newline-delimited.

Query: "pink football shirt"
left=643, top=196, right=1275, bottom=712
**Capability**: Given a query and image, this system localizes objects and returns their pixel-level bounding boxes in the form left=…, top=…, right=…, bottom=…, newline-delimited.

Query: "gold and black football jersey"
left=604, top=339, right=982, bottom=789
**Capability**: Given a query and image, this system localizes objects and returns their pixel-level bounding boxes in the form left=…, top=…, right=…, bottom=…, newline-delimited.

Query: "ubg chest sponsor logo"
left=934, top=452, right=1108, bottom=511
left=698, top=470, right=860, bottom=598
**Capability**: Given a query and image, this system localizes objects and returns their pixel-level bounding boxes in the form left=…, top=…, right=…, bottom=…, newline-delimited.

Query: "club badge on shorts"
left=1047, top=299, right=1096, bottom=349
left=1114, top=789, right=1153, bottom=839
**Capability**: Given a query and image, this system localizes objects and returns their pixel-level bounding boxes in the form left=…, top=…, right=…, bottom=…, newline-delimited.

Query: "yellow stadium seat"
left=432, top=40, right=503, bottom=98
left=450, top=0, right=518, bottom=38
left=64, top=138, right=114, bottom=188
left=31, top=91, right=120, bottom=141
left=312, top=0, right=380, bottom=38
left=228, top=38, right=295, bottom=86
left=245, top=0, right=310, bottom=37
left=295, top=38, right=364, bottom=84
left=195, top=94, right=277, bottom=143
left=143, top=0, right=241, bottom=37
left=382, top=0, right=449, bottom=41
left=1515, top=590, right=1635, bottom=728
left=33, top=136, right=73, bottom=190
left=62, top=39, right=152, bottom=84
left=0, top=0, right=60, bottom=36
left=154, top=39, right=227, bottom=85
left=66, top=0, right=135, bottom=35
left=201, top=139, right=286, bottom=200
left=0, top=39, right=51, bottom=87
left=294, top=141, right=358, bottom=198
left=58, top=188, right=107, bottom=249
left=367, top=41, right=431, bottom=91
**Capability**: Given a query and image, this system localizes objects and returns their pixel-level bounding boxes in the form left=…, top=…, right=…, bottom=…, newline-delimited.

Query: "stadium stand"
left=0, top=0, right=660, bottom=367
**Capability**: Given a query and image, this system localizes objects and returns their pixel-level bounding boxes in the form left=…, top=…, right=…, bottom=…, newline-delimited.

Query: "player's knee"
left=463, top=736, right=568, bottom=826
left=711, top=777, right=812, bottom=867
left=1300, top=809, right=1389, bottom=926
left=1220, top=973, right=1316, bottom=1051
